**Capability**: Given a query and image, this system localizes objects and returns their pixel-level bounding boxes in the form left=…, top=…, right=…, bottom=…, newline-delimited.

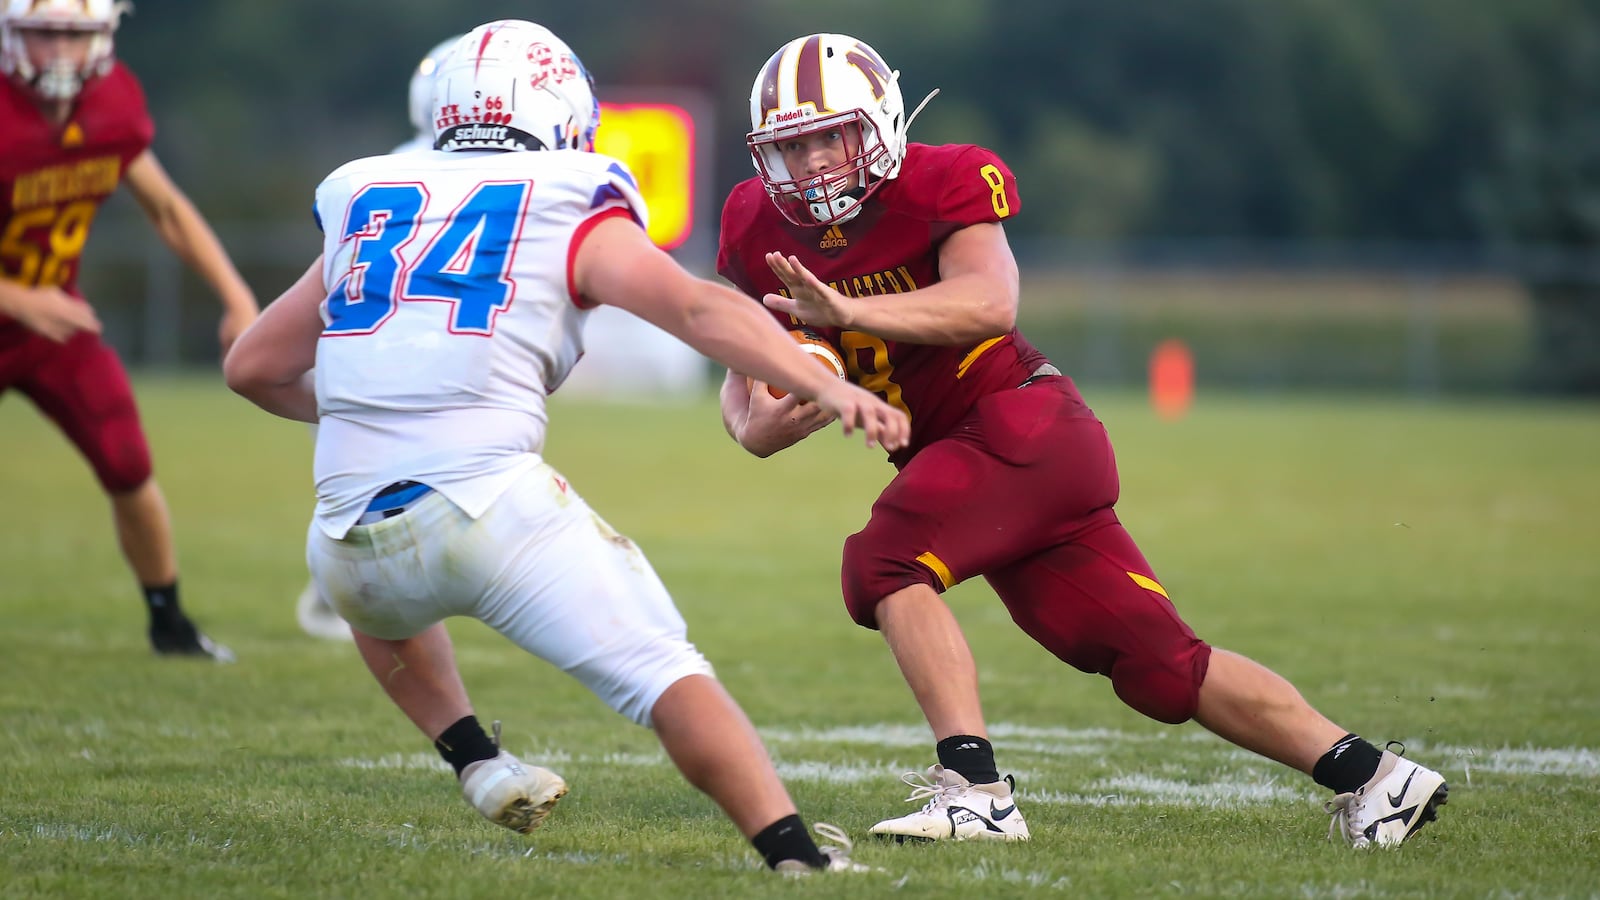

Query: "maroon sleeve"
left=120, top=64, right=155, bottom=157
left=94, top=63, right=155, bottom=167
left=933, top=146, right=1021, bottom=227
left=715, top=191, right=751, bottom=296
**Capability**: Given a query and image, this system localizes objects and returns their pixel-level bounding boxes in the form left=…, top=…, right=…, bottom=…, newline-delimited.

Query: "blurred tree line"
left=114, top=0, right=1599, bottom=391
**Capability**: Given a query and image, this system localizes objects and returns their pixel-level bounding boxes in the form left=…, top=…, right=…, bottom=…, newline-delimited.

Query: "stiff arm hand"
left=761, top=251, right=856, bottom=329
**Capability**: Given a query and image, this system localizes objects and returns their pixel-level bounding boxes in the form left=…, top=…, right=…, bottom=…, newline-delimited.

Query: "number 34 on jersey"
left=325, top=180, right=532, bottom=336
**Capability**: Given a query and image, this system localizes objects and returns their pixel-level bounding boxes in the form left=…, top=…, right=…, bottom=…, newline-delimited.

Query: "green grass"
left=3, top=375, right=1598, bottom=898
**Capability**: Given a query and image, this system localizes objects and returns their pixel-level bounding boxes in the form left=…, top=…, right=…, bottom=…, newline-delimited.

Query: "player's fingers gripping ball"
left=768, top=328, right=848, bottom=399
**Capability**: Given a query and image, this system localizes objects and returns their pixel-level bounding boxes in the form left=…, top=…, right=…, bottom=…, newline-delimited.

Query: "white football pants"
left=306, top=461, right=714, bottom=726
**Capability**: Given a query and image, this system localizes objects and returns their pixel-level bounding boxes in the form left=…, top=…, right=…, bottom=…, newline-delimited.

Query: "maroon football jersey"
left=720, top=142, right=1082, bottom=466
left=0, top=62, right=153, bottom=318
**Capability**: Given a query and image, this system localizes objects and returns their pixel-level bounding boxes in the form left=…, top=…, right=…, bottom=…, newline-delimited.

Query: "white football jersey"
left=309, top=148, right=648, bottom=538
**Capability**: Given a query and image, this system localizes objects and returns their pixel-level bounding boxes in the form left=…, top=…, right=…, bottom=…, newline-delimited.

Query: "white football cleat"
left=459, top=749, right=568, bottom=834
left=1326, top=748, right=1448, bottom=848
left=774, top=823, right=882, bottom=875
left=870, top=764, right=1031, bottom=842
left=295, top=581, right=353, bottom=642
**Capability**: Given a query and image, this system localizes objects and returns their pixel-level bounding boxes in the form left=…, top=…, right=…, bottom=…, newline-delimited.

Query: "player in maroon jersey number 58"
left=0, top=0, right=259, bottom=661
left=716, top=32, right=1448, bottom=849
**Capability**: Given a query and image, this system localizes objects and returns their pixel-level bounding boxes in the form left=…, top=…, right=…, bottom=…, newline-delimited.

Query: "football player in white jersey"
left=294, top=32, right=466, bottom=642
left=225, top=20, right=906, bottom=874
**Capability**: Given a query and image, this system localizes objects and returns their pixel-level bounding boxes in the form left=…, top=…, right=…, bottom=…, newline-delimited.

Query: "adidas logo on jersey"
left=819, top=225, right=849, bottom=250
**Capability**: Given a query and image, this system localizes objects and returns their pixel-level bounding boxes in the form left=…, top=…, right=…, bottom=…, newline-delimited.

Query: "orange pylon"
left=1149, top=339, right=1194, bottom=421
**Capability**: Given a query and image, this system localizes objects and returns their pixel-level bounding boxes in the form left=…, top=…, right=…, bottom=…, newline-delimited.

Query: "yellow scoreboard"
left=595, top=99, right=701, bottom=251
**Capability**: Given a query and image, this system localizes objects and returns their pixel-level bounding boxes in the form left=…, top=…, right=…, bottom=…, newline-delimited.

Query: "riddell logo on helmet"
left=771, top=109, right=811, bottom=125
left=819, top=225, right=848, bottom=250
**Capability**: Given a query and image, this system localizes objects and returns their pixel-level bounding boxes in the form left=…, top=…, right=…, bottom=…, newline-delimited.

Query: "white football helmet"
left=1, top=0, right=129, bottom=101
left=407, top=33, right=462, bottom=138
left=747, top=33, right=907, bottom=227
left=430, top=19, right=599, bottom=153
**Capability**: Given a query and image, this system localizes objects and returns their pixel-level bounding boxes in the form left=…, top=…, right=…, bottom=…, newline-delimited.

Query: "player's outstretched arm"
left=761, top=222, right=1019, bottom=346
left=122, top=150, right=260, bottom=354
left=577, top=215, right=908, bottom=453
left=223, top=256, right=323, bottom=423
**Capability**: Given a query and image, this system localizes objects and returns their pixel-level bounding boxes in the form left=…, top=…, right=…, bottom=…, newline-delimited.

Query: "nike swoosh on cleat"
left=1367, top=804, right=1422, bottom=842
left=990, top=801, right=1017, bottom=821
left=1377, top=805, right=1420, bottom=826
left=1387, top=769, right=1418, bottom=808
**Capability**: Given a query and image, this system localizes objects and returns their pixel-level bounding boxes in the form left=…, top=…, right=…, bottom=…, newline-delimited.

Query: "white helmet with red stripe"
left=1, top=0, right=129, bottom=101
left=747, top=33, right=906, bottom=227
left=430, top=19, right=599, bottom=154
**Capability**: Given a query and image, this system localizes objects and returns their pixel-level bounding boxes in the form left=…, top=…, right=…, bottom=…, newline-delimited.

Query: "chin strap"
left=905, top=88, right=940, bottom=133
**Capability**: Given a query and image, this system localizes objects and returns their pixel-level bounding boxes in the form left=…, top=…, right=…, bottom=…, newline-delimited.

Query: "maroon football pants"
left=841, top=377, right=1211, bottom=724
left=1, top=323, right=153, bottom=493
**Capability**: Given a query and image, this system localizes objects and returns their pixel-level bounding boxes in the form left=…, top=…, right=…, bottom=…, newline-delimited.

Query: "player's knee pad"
left=841, top=530, right=941, bottom=629
left=1109, top=641, right=1211, bottom=725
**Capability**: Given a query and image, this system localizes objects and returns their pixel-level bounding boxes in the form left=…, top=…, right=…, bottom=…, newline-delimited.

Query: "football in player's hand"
left=768, top=328, right=848, bottom=398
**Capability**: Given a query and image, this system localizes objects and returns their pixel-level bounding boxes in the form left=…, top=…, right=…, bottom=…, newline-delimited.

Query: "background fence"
left=79, top=202, right=1571, bottom=398
left=1008, top=239, right=1538, bottom=396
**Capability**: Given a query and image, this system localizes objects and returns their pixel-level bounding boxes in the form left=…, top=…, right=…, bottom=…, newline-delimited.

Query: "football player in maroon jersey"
left=0, top=0, right=258, bottom=661
left=718, top=33, right=1447, bottom=848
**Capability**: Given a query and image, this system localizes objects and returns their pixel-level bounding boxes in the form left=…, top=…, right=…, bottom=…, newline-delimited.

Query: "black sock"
left=143, top=582, right=183, bottom=628
left=937, top=734, right=1000, bottom=785
left=751, top=814, right=825, bottom=870
left=434, top=716, right=499, bottom=775
left=1311, top=733, right=1384, bottom=794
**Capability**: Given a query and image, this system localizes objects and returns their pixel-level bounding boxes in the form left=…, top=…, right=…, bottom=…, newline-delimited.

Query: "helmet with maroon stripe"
left=1, top=0, right=129, bottom=102
left=747, top=33, right=905, bottom=227
left=430, top=19, right=599, bottom=153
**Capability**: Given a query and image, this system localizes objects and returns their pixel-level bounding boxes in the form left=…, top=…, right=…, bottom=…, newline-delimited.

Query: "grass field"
left=2, top=375, right=1598, bottom=898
